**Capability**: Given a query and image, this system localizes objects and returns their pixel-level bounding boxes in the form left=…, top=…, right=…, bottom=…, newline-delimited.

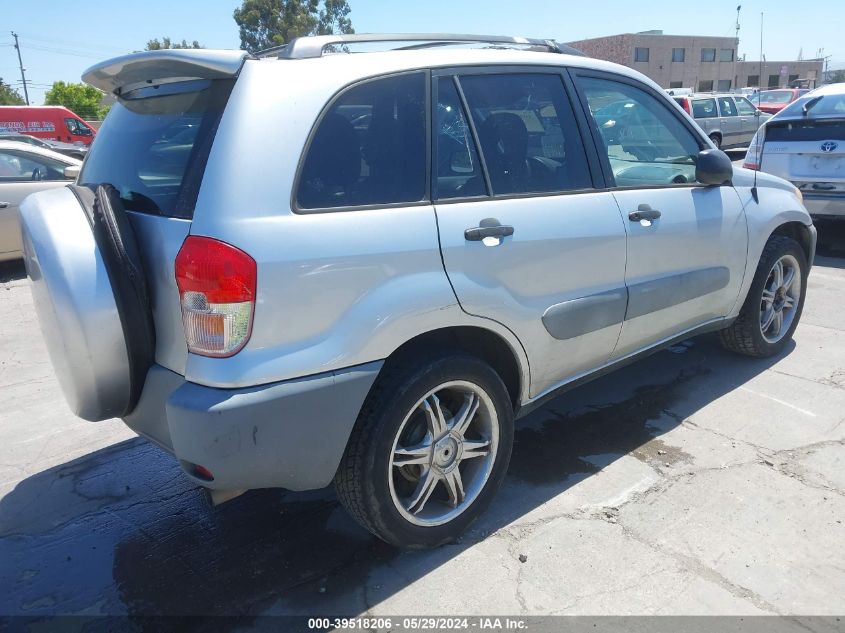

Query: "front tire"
left=719, top=235, right=807, bottom=357
left=335, top=353, right=514, bottom=548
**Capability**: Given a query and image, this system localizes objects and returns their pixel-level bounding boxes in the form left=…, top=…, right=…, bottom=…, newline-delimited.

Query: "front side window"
left=65, top=118, right=92, bottom=136
left=458, top=73, right=591, bottom=196
left=717, top=97, right=738, bottom=116
left=692, top=98, right=717, bottom=118
left=735, top=97, right=758, bottom=115
left=580, top=76, right=701, bottom=187
left=435, top=77, right=484, bottom=199
left=297, top=73, right=426, bottom=210
left=672, top=48, right=685, bottom=62
left=701, top=48, right=716, bottom=62
left=634, top=47, right=649, bottom=63
left=0, top=149, right=69, bottom=181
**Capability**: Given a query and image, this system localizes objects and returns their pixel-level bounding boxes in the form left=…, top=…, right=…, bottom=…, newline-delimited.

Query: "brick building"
left=567, top=30, right=823, bottom=91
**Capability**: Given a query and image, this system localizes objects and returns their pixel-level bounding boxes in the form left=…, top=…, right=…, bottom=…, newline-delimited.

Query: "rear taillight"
left=743, top=128, right=764, bottom=170
left=175, top=236, right=256, bottom=357
left=680, top=98, right=691, bottom=115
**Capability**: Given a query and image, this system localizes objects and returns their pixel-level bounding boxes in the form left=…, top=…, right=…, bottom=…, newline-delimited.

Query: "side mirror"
left=696, top=149, right=733, bottom=186
left=63, top=165, right=81, bottom=180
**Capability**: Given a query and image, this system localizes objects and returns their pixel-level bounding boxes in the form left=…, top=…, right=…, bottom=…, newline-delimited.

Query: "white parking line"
left=739, top=386, right=817, bottom=417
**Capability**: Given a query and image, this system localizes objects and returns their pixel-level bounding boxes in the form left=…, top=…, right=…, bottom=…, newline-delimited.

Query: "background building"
left=567, top=30, right=823, bottom=91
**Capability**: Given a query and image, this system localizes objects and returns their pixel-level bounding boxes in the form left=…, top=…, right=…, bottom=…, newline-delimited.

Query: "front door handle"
left=0, top=202, right=9, bottom=209
left=465, top=220, right=514, bottom=241
left=629, top=204, right=661, bottom=222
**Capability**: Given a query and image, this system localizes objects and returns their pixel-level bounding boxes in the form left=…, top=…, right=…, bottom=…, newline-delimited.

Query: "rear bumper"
left=803, top=194, right=845, bottom=219
left=123, top=361, right=382, bottom=491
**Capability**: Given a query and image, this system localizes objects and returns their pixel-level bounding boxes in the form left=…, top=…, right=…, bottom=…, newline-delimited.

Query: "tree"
left=0, top=78, right=25, bottom=106
left=145, top=37, right=203, bottom=50
left=233, top=0, right=353, bottom=54
left=44, top=81, right=108, bottom=120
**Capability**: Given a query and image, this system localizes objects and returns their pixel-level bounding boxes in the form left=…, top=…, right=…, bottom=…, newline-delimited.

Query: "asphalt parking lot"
left=1, top=222, right=844, bottom=623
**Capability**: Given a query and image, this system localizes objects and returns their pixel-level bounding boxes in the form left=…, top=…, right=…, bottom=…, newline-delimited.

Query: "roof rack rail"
left=257, top=33, right=585, bottom=60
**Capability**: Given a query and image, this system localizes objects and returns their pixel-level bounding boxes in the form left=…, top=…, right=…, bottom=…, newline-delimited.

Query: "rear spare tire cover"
left=20, top=184, right=155, bottom=421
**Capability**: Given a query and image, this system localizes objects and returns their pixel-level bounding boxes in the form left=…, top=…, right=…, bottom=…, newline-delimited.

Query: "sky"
left=2, top=0, right=843, bottom=105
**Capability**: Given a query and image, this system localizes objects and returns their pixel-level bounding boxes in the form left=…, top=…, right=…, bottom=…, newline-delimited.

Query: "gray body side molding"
left=541, top=267, right=731, bottom=340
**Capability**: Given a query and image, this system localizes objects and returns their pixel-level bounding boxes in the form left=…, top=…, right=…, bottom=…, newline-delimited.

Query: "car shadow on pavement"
left=0, top=334, right=796, bottom=624
left=0, top=260, right=26, bottom=284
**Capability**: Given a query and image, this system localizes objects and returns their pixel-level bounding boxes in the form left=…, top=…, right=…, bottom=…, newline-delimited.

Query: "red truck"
left=0, top=105, right=97, bottom=145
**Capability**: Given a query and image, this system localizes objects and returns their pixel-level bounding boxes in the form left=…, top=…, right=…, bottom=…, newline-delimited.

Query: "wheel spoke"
left=461, top=438, right=491, bottom=460
left=772, top=260, right=784, bottom=288
left=773, top=310, right=784, bottom=336
left=421, top=394, right=448, bottom=438
left=782, top=265, right=796, bottom=291
left=761, top=288, right=775, bottom=305
left=393, top=442, right=432, bottom=467
left=406, top=468, right=440, bottom=515
left=450, top=392, right=479, bottom=437
left=783, top=295, right=795, bottom=310
left=761, top=307, right=776, bottom=332
left=443, top=468, right=465, bottom=507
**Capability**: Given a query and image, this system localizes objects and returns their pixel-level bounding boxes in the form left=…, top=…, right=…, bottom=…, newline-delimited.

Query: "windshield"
left=79, top=78, right=233, bottom=219
left=778, top=92, right=845, bottom=118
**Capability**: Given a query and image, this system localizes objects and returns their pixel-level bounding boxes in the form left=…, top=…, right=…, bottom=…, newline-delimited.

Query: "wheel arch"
left=378, top=326, right=525, bottom=411
left=770, top=220, right=814, bottom=266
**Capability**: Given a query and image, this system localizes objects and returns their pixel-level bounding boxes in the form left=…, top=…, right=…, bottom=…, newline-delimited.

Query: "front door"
left=433, top=70, right=628, bottom=397
left=573, top=72, right=748, bottom=359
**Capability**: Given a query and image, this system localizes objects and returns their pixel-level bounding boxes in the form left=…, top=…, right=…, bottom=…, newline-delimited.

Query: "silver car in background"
left=0, top=140, right=80, bottom=262
left=674, top=93, right=771, bottom=148
left=744, top=82, right=845, bottom=220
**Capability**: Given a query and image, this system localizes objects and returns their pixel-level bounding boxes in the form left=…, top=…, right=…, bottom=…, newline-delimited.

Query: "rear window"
left=778, top=93, right=845, bottom=119
left=79, top=79, right=233, bottom=219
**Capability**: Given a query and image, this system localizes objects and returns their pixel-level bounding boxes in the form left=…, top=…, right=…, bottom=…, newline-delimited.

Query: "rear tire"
left=335, top=353, right=514, bottom=549
left=719, top=235, right=807, bottom=357
left=709, top=133, right=722, bottom=149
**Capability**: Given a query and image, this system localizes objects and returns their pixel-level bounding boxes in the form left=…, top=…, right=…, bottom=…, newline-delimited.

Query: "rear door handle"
left=0, top=202, right=9, bottom=209
left=629, top=204, right=661, bottom=222
left=464, top=222, right=514, bottom=241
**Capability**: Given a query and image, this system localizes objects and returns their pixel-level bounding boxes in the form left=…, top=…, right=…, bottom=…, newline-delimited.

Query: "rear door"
left=0, top=148, right=72, bottom=259
left=691, top=97, right=718, bottom=136
left=715, top=96, right=742, bottom=147
left=571, top=71, right=748, bottom=359
left=433, top=68, right=628, bottom=397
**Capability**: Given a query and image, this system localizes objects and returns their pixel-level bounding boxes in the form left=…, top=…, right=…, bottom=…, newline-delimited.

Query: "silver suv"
left=673, top=93, right=771, bottom=149
left=20, top=34, right=816, bottom=548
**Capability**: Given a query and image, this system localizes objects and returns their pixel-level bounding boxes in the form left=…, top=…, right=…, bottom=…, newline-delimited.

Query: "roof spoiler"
left=82, top=49, right=249, bottom=96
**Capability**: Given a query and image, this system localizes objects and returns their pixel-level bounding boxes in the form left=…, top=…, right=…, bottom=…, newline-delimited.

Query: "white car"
left=745, top=82, right=845, bottom=220
left=0, top=140, right=80, bottom=262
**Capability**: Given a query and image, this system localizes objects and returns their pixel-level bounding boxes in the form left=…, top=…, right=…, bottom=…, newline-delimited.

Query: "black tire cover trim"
left=68, top=183, right=156, bottom=416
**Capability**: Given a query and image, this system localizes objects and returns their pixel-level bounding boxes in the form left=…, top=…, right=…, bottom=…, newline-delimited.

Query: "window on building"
left=698, top=79, right=714, bottom=92
left=719, top=49, right=735, bottom=62
left=768, top=74, right=780, bottom=87
left=672, top=48, right=685, bottom=62
left=747, top=74, right=759, bottom=87
left=717, top=79, right=732, bottom=92
left=669, top=81, right=683, bottom=89
left=788, top=74, right=799, bottom=86
left=701, top=48, right=716, bottom=62
left=634, top=47, right=649, bottom=62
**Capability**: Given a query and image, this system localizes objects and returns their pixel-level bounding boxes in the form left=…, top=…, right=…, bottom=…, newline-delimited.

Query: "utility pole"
left=734, top=5, right=741, bottom=90
left=758, top=13, right=763, bottom=91
left=11, top=31, right=30, bottom=105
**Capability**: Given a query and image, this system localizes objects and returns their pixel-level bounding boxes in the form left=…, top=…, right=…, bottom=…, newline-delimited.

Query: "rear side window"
left=458, top=73, right=591, bottom=195
left=79, top=79, right=233, bottom=219
left=297, top=72, right=427, bottom=210
left=435, top=77, right=485, bottom=199
left=692, top=98, right=717, bottom=118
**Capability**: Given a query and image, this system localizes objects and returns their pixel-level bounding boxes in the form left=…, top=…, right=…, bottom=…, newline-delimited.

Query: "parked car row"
left=0, top=132, right=88, bottom=160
